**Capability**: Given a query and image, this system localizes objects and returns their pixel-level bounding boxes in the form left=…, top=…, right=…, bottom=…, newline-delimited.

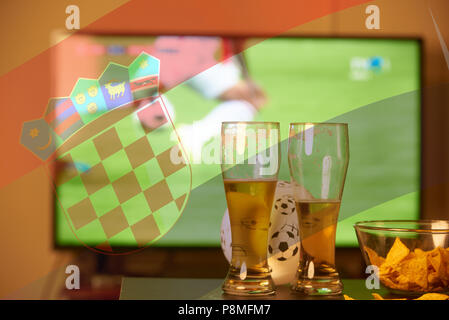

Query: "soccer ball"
left=267, top=180, right=299, bottom=285
left=220, top=180, right=300, bottom=285
left=274, top=195, right=295, bottom=217
left=268, top=223, right=299, bottom=262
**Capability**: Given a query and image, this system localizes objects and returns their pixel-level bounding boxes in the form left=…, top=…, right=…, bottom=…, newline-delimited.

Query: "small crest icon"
left=20, top=118, right=57, bottom=160
left=129, top=53, right=160, bottom=102
left=99, top=63, right=133, bottom=110
left=71, top=78, right=108, bottom=124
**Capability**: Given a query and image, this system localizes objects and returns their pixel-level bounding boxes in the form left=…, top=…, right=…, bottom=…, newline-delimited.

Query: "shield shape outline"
left=49, top=97, right=192, bottom=255
left=20, top=53, right=193, bottom=255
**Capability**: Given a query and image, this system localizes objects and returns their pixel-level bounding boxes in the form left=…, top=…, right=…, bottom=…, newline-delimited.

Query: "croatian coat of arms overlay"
left=20, top=53, right=192, bottom=254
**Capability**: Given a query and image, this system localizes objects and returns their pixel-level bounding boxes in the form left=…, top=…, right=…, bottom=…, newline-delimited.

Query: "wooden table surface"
left=120, top=277, right=391, bottom=300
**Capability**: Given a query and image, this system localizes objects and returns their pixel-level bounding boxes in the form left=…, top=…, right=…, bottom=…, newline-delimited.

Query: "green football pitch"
left=55, top=37, right=421, bottom=247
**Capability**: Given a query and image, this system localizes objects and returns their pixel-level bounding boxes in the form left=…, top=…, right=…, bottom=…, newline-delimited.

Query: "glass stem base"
left=222, top=269, right=275, bottom=296
left=291, top=275, right=343, bottom=295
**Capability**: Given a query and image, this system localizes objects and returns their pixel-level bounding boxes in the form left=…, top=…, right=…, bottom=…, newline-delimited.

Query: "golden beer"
left=288, top=122, right=348, bottom=295
left=221, top=121, right=280, bottom=296
left=222, top=179, right=277, bottom=294
left=293, top=200, right=342, bottom=293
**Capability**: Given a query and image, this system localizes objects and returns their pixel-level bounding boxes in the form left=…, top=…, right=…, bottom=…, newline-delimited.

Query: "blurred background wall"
left=0, top=0, right=448, bottom=299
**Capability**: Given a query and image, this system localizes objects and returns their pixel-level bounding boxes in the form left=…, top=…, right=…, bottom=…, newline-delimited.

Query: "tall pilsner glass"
left=221, top=122, right=280, bottom=296
left=288, top=123, right=349, bottom=295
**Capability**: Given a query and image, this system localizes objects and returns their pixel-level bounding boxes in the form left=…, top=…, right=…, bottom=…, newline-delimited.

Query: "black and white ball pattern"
left=274, top=195, right=296, bottom=217
left=268, top=224, right=299, bottom=261
left=221, top=180, right=300, bottom=284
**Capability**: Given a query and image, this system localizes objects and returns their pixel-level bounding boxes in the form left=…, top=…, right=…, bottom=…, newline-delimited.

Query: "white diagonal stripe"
left=429, top=7, right=449, bottom=70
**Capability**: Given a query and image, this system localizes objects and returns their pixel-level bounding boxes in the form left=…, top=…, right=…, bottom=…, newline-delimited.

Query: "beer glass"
left=221, top=122, right=280, bottom=296
left=288, top=123, right=349, bottom=295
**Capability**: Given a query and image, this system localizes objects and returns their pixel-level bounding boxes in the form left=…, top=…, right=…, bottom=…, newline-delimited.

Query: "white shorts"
left=185, top=58, right=242, bottom=99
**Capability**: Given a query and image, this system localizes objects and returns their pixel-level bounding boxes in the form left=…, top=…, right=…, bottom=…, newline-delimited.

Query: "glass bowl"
left=354, top=220, right=449, bottom=296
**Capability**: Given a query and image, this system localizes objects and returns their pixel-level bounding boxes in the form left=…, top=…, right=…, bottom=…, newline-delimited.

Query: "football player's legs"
left=186, top=58, right=242, bottom=100
left=179, top=59, right=265, bottom=152
left=219, top=80, right=267, bottom=111
left=187, top=57, right=267, bottom=110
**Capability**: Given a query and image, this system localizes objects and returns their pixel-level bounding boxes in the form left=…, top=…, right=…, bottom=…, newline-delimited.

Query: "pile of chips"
left=364, top=237, right=449, bottom=292
left=344, top=293, right=449, bottom=300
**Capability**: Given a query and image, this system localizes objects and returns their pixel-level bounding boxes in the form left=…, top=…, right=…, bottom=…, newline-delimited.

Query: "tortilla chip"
left=428, top=271, right=440, bottom=286
left=414, top=248, right=426, bottom=257
left=344, top=293, right=448, bottom=300
left=399, top=254, right=428, bottom=290
left=372, top=293, right=384, bottom=300
left=366, top=238, right=448, bottom=293
left=379, top=263, right=393, bottom=277
left=414, top=293, right=449, bottom=300
left=371, top=293, right=406, bottom=300
left=396, top=274, right=410, bottom=290
left=385, top=237, right=410, bottom=266
left=380, top=276, right=410, bottom=291
left=428, top=248, right=442, bottom=272
left=364, top=246, right=385, bottom=267
left=438, top=248, right=449, bottom=280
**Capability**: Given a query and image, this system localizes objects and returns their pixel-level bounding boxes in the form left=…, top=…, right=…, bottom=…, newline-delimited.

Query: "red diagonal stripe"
left=54, top=113, right=82, bottom=136
left=0, top=0, right=373, bottom=190
left=44, top=99, right=74, bottom=124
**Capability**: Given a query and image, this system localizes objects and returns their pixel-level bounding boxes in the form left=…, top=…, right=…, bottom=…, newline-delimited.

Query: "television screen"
left=53, top=35, right=421, bottom=248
